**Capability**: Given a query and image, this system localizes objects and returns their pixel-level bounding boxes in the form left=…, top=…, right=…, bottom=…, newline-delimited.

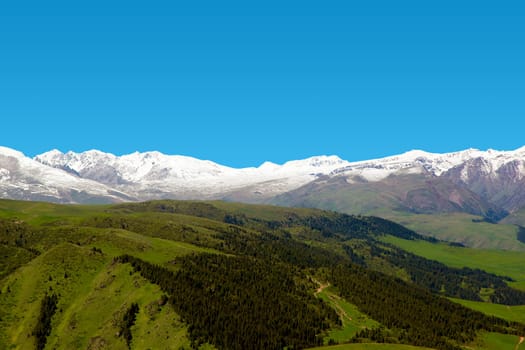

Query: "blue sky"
left=1, top=1, right=524, bottom=167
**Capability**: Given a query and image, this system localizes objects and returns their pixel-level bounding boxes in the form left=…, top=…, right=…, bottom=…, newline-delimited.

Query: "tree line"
left=32, top=293, right=58, bottom=350
left=116, top=253, right=339, bottom=350
left=329, top=263, right=525, bottom=350
left=368, top=243, right=525, bottom=304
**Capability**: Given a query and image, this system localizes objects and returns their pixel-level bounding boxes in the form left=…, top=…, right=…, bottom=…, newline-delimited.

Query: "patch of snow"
left=329, top=147, right=525, bottom=182
left=13, top=144, right=525, bottom=201
left=0, top=168, right=10, bottom=182
left=0, top=146, right=26, bottom=159
left=34, top=150, right=351, bottom=196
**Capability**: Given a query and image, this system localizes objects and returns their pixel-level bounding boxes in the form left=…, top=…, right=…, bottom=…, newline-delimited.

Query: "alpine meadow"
left=1, top=199, right=525, bottom=350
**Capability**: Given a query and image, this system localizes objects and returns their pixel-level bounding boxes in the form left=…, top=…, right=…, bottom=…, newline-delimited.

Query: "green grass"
left=0, top=243, right=107, bottom=349
left=308, top=343, right=437, bottom=350
left=0, top=245, right=34, bottom=280
left=382, top=236, right=525, bottom=290
left=4, top=198, right=522, bottom=250
left=469, top=332, right=524, bottom=350
left=48, top=262, right=191, bottom=350
left=450, top=298, right=525, bottom=324
left=211, top=200, right=322, bottom=221
left=383, top=212, right=525, bottom=251
left=88, top=228, right=219, bottom=264
left=1, top=198, right=524, bottom=350
left=331, top=235, right=525, bottom=350
left=272, top=182, right=402, bottom=218
left=0, top=199, right=109, bottom=225
left=316, top=286, right=380, bottom=344
left=307, top=333, right=524, bottom=350
left=273, top=184, right=525, bottom=251
left=0, top=216, right=214, bottom=349
left=501, top=207, right=525, bottom=227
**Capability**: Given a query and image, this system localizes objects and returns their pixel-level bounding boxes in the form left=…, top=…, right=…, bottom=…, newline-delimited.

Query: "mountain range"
left=2, top=147, right=525, bottom=349
left=3, top=145, right=525, bottom=226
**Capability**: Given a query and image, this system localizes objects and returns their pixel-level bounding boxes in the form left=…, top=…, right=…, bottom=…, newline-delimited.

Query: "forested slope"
left=0, top=199, right=524, bottom=349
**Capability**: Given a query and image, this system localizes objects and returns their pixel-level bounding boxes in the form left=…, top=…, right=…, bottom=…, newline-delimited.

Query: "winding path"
left=314, top=282, right=330, bottom=296
left=313, top=280, right=353, bottom=323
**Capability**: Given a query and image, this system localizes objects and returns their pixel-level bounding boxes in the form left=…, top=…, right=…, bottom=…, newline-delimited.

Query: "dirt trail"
left=328, top=294, right=352, bottom=322
left=312, top=279, right=352, bottom=322
left=314, top=283, right=329, bottom=296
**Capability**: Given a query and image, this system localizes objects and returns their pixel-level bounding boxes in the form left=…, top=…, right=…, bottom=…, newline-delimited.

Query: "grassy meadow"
left=382, top=236, right=525, bottom=290
left=1, top=199, right=524, bottom=350
left=383, top=212, right=525, bottom=251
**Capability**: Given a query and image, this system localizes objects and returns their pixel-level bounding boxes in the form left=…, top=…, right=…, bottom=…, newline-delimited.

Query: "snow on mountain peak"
left=0, top=146, right=26, bottom=159
left=45, top=149, right=64, bottom=156
left=258, top=161, right=280, bottom=171
left=31, top=150, right=354, bottom=199
left=280, top=155, right=347, bottom=171
left=398, top=149, right=434, bottom=159
left=35, top=149, right=117, bottom=174
left=34, top=149, right=65, bottom=166
left=306, top=155, right=346, bottom=167
left=0, top=147, right=131, bottom=203
left=511, top=145, right=525, bottom=155
left=328, top=147, right=525, bottom=182
left=23, top=145, right=525, bottom=201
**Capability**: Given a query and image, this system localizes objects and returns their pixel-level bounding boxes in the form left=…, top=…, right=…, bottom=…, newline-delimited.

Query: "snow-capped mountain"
left=329, top=148, right=513, bottom=181
left=272, top=146, right=525, bottom=221
left=35, top=150, right=348, bottom=184
left=2, top=145, right=525, bottom=222
left=34, top=149, right=350, bottom=201
left=0, top=147, right=132, bottom=203
left=321, top=147, right=525, bottom=211
left=442, top=147, right=525, bottom=211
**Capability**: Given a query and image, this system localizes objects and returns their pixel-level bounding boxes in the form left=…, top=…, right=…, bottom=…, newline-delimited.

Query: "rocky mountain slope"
left=2, top=145, right=525, bottom=224
left=0, top=147, right=132, bottom=203
left=273, top=147, right=525, bottom=222
left=34, top=149, right=349, bottom=201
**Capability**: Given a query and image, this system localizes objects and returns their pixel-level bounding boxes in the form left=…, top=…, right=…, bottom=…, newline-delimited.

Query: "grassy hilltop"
left=0, top=199, right=524, bottom=350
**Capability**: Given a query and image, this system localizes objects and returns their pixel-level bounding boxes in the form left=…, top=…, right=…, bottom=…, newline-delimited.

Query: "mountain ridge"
left=31, top=145, right=525, bottom=191
left=33, top=147, right=350, bottom=200
left=3, top=145, right=525, bottom=228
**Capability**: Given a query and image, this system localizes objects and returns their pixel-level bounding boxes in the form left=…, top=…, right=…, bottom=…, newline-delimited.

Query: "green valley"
left=0, top=199, right=524, bottom=350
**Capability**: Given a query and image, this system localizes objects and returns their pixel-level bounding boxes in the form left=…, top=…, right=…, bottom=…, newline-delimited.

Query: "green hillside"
left=271, top=179, right=525, bottom=251
left=316, top=285, right=381, bottom=344
left=1, top=199, right=524, bottom=350
left=309, top=344, right=437, bottom=350
left=309, top=337, right=525, bottom=350
left=382, top=236, right=525, bottom=290
left=0, top=225, right=206, bottom=349
left=450, top=298, right=525, bottom=324
left=501, top=207, right=525, bottom=227
left=383, top=212, right=525, bottom=251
